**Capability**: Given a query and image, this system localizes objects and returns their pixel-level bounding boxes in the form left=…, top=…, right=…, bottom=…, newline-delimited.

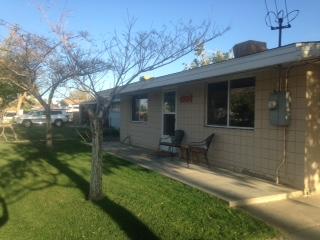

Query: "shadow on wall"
left=304, top=68, right=320, bottom=193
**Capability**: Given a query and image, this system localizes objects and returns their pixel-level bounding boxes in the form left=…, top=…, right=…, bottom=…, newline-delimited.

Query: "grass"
left=0, top=125, right=85, bottom=141
left=0, top=127, right=280, bottom=239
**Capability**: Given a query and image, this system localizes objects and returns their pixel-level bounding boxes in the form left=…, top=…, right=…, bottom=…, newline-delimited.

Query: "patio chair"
left=159, top=130, right=185, bottom=156
left=189, top=133, right=215, bottom=166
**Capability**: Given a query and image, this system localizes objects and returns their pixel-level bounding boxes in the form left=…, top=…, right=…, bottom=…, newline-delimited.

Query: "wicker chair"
left=159, top=130, right=185, bottom=156
left=189, top=133, right=215, bottom=166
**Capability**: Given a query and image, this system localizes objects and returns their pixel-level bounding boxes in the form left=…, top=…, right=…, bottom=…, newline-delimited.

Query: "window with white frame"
left=207, top=78, right=255, bottom=128
left=132, top=94, right=148, bottom=121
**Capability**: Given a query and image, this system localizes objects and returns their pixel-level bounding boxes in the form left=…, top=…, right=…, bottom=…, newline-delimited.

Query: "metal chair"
left=159, top=130, right=185, bottom=156
left=189, top=133, right=215, bottom=166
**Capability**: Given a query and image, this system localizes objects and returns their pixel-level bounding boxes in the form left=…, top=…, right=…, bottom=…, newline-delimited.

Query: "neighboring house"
left=60, top=99, right=82, bottom=112
left=60, top=98, right=83, bottom=123
left=117, top=41, right=320, bottom=194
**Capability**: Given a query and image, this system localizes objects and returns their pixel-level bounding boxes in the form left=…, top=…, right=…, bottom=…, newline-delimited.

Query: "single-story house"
left=118, top=41, right=320, bottom=194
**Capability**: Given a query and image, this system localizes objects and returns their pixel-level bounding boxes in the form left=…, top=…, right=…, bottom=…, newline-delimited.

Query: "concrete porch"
left=103, top=141, right=303, bottom=207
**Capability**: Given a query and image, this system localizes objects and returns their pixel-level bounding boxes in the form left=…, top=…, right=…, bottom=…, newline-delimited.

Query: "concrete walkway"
left=242, top=194, right=320, bottom=240
left=103, top=141, right=302, bottom=207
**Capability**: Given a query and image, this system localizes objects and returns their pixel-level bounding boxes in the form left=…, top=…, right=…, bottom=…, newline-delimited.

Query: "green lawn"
left=0, top=127, right=280, bottom=240
left=1, top=125, right=85, bottom=141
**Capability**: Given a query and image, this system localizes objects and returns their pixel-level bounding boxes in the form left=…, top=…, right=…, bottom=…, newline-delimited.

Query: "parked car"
left=1, top=112, right=17, bottom=124
left=16, top=110, right=69, bottom=127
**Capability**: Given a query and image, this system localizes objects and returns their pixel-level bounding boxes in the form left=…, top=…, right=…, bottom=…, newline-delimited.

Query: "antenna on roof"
left=264, top=0, right=299, bottom=47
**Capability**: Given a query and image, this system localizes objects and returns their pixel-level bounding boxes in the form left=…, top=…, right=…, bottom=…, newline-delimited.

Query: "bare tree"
left=0, top=27, right=74, bottom=147
left=16, top=91, right=27, bottom=114
left=55, top=18, right=227, bottom=200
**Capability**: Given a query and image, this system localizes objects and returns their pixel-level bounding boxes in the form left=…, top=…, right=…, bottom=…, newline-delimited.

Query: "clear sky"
left=0, top=0, right=319, bottom=86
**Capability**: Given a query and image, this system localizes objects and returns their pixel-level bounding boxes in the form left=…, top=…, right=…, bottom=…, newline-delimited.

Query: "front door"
left=162, top=91, right=176, bottom=137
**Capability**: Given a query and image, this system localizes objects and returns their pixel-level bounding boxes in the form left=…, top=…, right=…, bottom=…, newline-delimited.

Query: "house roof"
left=119, top=42, right=320, bottom=95
left=62, top=98, right=87, bottom=105
left=80, top=88, right=120, bottom=105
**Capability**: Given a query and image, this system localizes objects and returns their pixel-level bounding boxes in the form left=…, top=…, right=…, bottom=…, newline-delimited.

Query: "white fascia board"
left=120, top=42, right=320, bottom=95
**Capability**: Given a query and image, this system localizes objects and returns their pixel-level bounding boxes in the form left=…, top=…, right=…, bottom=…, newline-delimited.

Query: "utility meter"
left=268, top=91, right=291, bottom=126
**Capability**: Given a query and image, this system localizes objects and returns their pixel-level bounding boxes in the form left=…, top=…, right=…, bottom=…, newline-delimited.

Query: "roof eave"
left=119, top=42, right=320, bottom=95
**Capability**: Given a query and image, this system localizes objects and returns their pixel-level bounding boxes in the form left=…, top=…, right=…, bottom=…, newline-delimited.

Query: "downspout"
left=275, top=65, right=292, bottom=184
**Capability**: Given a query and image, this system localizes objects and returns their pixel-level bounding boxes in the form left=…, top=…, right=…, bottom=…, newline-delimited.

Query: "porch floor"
left=102, top=141, right=303, bottom=207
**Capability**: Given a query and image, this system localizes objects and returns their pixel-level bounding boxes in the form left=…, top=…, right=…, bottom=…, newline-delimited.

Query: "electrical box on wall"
left=268, top=91, right=291, bottom=126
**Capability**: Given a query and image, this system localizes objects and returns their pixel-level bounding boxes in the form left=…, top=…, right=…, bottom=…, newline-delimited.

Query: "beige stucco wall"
left=120, top=65, right=314, bottom=190
left=304, top=64, right=320, bottom=193
left=120, top=91, right=162, bottom=150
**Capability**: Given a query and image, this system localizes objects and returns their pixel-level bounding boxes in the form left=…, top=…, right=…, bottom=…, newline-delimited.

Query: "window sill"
left=131, top=120, right=148, bottom=124
left=205, top=124, right=254, bottom=131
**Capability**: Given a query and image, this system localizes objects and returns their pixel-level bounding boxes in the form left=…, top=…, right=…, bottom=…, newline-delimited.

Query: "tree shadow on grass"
left=0, top=144, right=63, bottom=205
left=0, top=197, right=8, bottom=228
left=45, top=149, right=159, bottom=240
left=8, top=141, right=159, bottom=240
left=0, top=125, right=86, bottom=144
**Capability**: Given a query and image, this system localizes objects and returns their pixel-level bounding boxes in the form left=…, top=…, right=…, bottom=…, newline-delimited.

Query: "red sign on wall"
left=180, top=95, right=192, bottom=103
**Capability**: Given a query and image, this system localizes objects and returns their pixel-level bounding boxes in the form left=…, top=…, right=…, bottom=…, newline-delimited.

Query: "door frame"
left=161, top=90, right=178, bottom=138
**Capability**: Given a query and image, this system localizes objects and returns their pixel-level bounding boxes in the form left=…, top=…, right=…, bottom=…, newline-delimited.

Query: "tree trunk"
left=16, top=92, right=27, bottom=114
left=45, top=106, right=53, bottom=149
left=89, top=116, right=104, bottom=200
